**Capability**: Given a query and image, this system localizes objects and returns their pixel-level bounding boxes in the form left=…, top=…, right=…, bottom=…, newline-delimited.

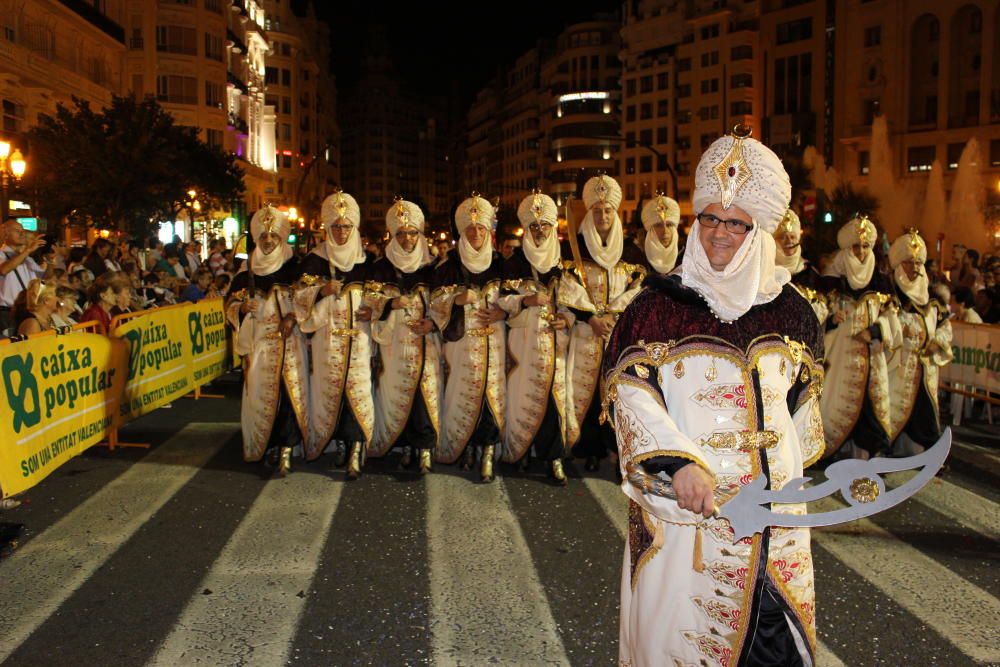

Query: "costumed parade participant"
left=367, top=199, right=441, bottom=474
left=820, top=216, right=900, bottom=460
left=558, top=175, right=646, bottom=472
left=499, top=191, right=571, bottom=484
left=430, top=194, right=507, bottom=482
left=226, top=206, right=309, bottom=475
left=602, top=127, right=826, bottom=666
left=640, top=193, right=681, bottom=276
left=886, top=230, right=953, bottom=456
left=294, top=191, right=375, bottom=479
left=773, top=208, right=829, bottom=323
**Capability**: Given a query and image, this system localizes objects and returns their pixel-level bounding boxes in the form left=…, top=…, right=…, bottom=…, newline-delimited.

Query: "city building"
left=262, top=0, right=340, bottom=227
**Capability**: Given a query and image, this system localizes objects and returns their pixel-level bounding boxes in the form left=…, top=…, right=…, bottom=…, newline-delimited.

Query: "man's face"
left=330, top=219, right=353, bottom=246
left=197, top=274, right=212, bottom=289
left=529, top=222, right=553, bottom=246
left=652, top=222, right=674, bottom=247
left=464, top=223, right=489, bottom=251
left=697, top=203, right=752, bottom=271
left=395, top=228, right=418, bottom=252
left=5, top=222, right=25, bottom=248
left=900, top=259, right=921, bottom=281
left=591, top=203, right=616, bottom=234
left=851, top=242, right=872, bottom=262
left=257, top=232, right=280, bottom=255
left=98, top=244, right=111, bottom=258
left=501, top=239, right=517, bottom=258
left=436, top=240, right=450, bottom=256
left=776, top=231, right=799, bottom=256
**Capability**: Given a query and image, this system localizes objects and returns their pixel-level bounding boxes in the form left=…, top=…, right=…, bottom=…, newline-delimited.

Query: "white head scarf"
left=249, top=206, right=292, bottom=276
left=455, top=195, right=495, bottom=274
left=517, top=192, right=560, bottom=274
left=316, top=191, right=365, bottom=273
left=681, top=130, right=792, bottom=322
left=641, top=195, right=680, bottom=275
left=385, top=199, right=432, bottom=274
left=773, top=208, right=806, bottom=275
left=889, top=229, right=929, bottom=306
left=579, top=175, right=624, bottom=270
left=825, top=216, right=877, bottom=290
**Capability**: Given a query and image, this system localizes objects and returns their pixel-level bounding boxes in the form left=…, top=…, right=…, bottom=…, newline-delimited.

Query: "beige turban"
left=642, top=195, right=680, bottom=275
left=582, top=175, right=622, bottom=211
left=249, top=206, right=292, bottom=276
left=836, top=216, right=877, bottom=250
left=320, top=191, right=365, bottom=272
left=321, top=191, right=361, bottom=227
left=889, top=229, right=928, bottom=269
left=454, top=195, right=495, bottom=235
left=517, top=192, right=560, bottom=273
left=826, top=216, right=878, bottom=289
left=640, top=195, right=680, bottom=230
left=681, top=129, right=792, bottom=322
left=773, top=209, right=805, bottom=274
left=775, top=208, right=801, bottom=241
left=384, top=199, right=430, bottom=273
left=517, top=192, right=558, bottom=226
left=251, top=205, right=290, bottom=240
left=385, top=199, right=426, bottom=235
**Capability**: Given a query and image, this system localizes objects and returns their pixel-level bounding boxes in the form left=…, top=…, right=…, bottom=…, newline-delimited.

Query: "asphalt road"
left=0, top=372, right=997, bottom=666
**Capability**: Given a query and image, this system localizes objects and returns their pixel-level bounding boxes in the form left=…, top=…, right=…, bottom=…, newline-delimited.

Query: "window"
left=206, top=128, right=223, bottom=147
left=863, top=98, right=880, bottom=125
left=700, top=51, right=719, bottom=67
left=676, top=136, right=691, bottom=150
left=656, top=127, right=668, bottom=144
left=698, top=105, right=719, bottom=120
left=991, top=139, right=1000, bottom=167
left=657, top=99, right=669, bottom=117
left=731, top=73, right=752, bottom=88
left=731, top=101, right=753, bottom=115
left=626, top=157, right=636, bottom=174
left=700, top=79, right=719, bottom=94
left=205, top=80, right=223, bottom=108
left=155, top=25, right=197, bottom=54
left=205, top=33, right=223, bottom=61
left=700, top=24, right=720, bottom=40
left=640, top=76, right=653, bottom=93
left=657, top=72, right=669, bottom=90
left=858, top=150, right=870, bottom=175
left=640, top=155, right=652, bottom=173
left=283, top=155, right=292, bottom=168
left=281, top=42, right=291, bottom=56
left=700, top=133, right=715, bottom=149
left=677, top=84, right=691, bottom=98
left=2, top=98, right=25, bottom=133
left=282, top=97, right=291, bottom=114
left=625, top=183, right=636, bottom=200
left=156, top=75, right=197, bottom=104
left=640, top=103, right=652, bottom=120
left=906, top=146, right=935, bottom=172
left=776, top=18, right=812, bottom=45
left=626, top=78, right=636, bottom=96
left=947, top=142, right=965, bottom=170
left=640, top=129, right=653, bottom=145
left=265, top=67, right=278, bottom=85
left=677, top=58, right=691, bottom=72
left=204, top=0, right=224, bottom=13
left=626, top=131, right=635, bottom=144
left=281, top=123, right=291, bottom=140
left=281, top=69, right=291, bottom=86
left=774, top=53, right=812, bottom=114
left=731, top=45, right=753, bottom=60
left=626, top=105, right=636, bottom=122
left=864, top=25, right=881, bottom=47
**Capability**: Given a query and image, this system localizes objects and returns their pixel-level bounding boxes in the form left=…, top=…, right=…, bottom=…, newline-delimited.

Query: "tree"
left=26, top=95, right=244, bottom=239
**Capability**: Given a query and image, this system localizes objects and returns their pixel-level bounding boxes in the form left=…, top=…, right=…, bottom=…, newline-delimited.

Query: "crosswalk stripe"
left=425, top=473, right=569, bottom=665
left=812, top=497, right=1000, bottom=664
left=584, top=476, right=848, bottom=667
left=887, top=471, right=1000, bottom=539
left=148, top=469, right=344, bottom=667
left=0, top=423, right=234, bottom=663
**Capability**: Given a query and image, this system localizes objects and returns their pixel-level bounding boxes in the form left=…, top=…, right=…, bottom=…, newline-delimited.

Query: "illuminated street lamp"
left=0, top=140, right=28, bottom=223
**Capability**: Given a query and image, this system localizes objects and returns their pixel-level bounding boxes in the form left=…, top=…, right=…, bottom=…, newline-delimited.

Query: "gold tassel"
left=693, top=526, right=705, bottom=573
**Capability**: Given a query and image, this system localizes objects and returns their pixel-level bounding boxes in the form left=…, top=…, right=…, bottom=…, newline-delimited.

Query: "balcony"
left=57, top=0, right=125, bottom=44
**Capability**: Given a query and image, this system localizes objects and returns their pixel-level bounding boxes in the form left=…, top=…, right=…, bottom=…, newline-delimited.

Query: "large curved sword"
left=627, top=428, right=952, bottom=543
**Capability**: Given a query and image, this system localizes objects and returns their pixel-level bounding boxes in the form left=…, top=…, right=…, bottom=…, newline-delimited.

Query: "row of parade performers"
left=224, top=175, right=661, bottom=483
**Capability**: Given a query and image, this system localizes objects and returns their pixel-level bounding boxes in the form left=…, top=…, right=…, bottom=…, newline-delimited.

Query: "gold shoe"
left=551, top=459, right=568, bottom=486
left=278, top=446, right=292, bottom=477
left=346, top=442, right=362, bottom=480
left=480, top=444, right=495, bottom=483
left=419, top=448, right=432, bottom=474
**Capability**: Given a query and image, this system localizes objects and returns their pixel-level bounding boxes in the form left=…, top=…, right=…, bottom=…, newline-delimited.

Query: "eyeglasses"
left=329, top=224, right=353, bottom=232
left=528, top=222, right=554, bottom=232
left=396, top=230, right=419, bottom=238
left=697, top=213, right=754, bottom=235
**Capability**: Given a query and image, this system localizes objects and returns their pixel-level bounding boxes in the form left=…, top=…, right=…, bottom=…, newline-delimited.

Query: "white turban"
left=641, top=195, right=680, bottom=275
left=385, top=199, right=431, bottom=274
left=517, top=192, right=560, bottom=273
left=455, top=195, right=495, bottom=274
left=681, top=131, right=791, bottom=322
left=579, top=175, right=624, bottom=270
left=774, top=208, right=805, bottom=274
left=825, top=217, right=877, bottom=290
left=890, top=230, right=929, bottom=305
left=249, top=206, right=292, bottom=276
left=319, top=191, right=365, bottom=273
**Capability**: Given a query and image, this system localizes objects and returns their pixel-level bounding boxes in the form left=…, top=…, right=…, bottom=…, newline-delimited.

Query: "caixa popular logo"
left=188, top=310, right=226, bottom=355
left=123, top=320, right=183, bottom=380
left=2, top=344, right=117, bottom=435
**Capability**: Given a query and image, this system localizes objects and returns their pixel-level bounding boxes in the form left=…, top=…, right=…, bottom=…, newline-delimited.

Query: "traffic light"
left=823, top=212, right=833, bottom=224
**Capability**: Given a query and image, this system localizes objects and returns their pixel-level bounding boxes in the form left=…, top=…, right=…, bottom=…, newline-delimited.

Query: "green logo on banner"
left=188, top=311, right=204, bottom=355
left=2, top=353, right=41, bottom=434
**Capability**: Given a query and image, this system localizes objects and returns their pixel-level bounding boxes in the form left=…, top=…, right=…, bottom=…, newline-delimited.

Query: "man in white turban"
left=293, top=191, right=375, bottom=479
left=602, top=127, right=826, bottom=666
left=820, top=215, right=900, bottom=460
left=226, top=206, right=309, bottom=476
left=429, top=194, right=507, bottom=482
left=557, top=174, right=646, bottom=473
left=367, top=199, right=441, bottom=474
left=640, top=194, right=680, bottom=276
left=497, top=191, right=572, bottom=484
left=886, top=230, right=953, bottom=455
left=773, top=208, right=829, bottom=323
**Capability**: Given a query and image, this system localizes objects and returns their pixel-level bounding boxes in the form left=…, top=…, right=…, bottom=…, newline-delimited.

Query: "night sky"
left=303, top=0, right=619, bottom=102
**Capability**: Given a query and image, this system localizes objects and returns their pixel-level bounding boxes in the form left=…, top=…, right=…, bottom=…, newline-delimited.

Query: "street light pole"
left=595, top=135, right=679, bottom=199
left=0, top=141, right=27, bottom=224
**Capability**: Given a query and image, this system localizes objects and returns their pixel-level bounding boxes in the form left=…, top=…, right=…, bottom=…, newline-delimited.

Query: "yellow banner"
left=0, top=331, right=127, bottom=497
left=188, top=298, right=233, bottom=385
left=113, top=304, right=193, bottom=422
